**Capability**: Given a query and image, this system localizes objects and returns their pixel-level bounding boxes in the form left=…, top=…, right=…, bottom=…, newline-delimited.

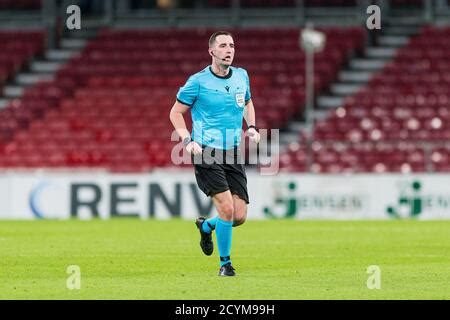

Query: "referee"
left=169, top=31, right=260, bottom=276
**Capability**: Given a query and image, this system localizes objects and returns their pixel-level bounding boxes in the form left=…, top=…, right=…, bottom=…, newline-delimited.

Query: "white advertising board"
left=0, top=171, right=449, bottom=220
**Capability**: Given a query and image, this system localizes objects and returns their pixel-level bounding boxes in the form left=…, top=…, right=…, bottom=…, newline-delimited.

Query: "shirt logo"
left=225, top=86, right=230, bottom=92
left=235, top=93, right=245, bottom=108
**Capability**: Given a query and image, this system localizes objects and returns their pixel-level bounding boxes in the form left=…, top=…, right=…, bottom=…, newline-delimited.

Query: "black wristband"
left=248, top=125, right=258, bottom=132
left=182, top=137, right=192, bottom=146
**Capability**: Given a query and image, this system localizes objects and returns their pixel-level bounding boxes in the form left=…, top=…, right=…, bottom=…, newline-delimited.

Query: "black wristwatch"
left=248, top=125, right=258, bottom=132
left=183, top=137, right=192, bottom=146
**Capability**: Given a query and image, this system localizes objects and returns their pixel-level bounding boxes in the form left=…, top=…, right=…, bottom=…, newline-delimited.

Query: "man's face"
left=210, top=34, right=235, bottom=66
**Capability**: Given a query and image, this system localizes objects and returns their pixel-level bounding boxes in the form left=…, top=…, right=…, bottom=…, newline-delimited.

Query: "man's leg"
left=206, top=194, right=245, bottom=231
left=212, top=190, right=236, bottom=276
left=201, top=215, right=218, bottom=233
left=200, top=180, right=248, bottom=232
left=193, top=159, right=228, bottom=256
left=232, top=194, right=247, bottom=227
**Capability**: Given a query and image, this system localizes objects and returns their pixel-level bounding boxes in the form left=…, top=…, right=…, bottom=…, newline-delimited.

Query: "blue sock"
left=215, top=218, right=233, bottom=266
left=202, top=216, right=218, bottom=234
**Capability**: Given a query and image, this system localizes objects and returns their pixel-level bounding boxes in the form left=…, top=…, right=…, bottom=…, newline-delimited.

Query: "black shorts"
left=192, top=146, right=249, bottom=204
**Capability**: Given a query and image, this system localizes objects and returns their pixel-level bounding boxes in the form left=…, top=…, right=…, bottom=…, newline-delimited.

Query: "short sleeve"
left=176, top=75, right=199, bottom=107
left=244, top=70, right=251, bottom=103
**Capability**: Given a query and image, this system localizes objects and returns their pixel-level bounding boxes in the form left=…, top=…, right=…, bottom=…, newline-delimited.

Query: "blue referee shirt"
left=176, top=65, right=251, bottom=150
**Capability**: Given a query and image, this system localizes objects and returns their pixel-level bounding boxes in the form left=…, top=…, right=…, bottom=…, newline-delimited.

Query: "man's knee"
left=218, top=201, right=234, bottom=221
left=233, top=217, right=246, bottom=227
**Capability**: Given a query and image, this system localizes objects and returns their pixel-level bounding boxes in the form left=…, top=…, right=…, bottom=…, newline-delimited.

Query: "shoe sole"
left=195, top=219, right=213, bottom=256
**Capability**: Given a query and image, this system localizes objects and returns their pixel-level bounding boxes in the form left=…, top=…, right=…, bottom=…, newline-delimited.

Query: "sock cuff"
left=217, top=218, right=233, bottom=226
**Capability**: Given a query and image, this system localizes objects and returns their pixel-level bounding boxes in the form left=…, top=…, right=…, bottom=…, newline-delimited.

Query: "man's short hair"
left=209, top=31, right=233, bottom=48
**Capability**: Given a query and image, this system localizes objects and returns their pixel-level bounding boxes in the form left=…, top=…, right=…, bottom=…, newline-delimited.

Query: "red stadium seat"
left=0, top=27, right=365, bottom=172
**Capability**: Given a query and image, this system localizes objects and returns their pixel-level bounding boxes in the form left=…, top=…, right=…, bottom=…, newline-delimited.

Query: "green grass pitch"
left=0, top=219, right=449, bottom=299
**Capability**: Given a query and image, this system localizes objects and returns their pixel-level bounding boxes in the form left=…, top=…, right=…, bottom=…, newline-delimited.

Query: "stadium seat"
left=0, top=27, right=365, bottom=172
left=279, top=26, right=450, bottom=172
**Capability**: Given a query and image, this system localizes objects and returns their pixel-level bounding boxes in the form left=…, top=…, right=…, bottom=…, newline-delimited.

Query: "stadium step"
left=382, top=26, right=420, bottom=36
left=330, top=83, right=365, bottom=97
left=15, top=73, right=54, bottom=86
left=385, top=15, right=426, bottom=26
left=0, top=98, right=9, bottom=109
left=298, top=13, right=422, bottom=158
left=279, top=132, right=302, bottom=145
left=279, top=119, right=315, bottom=153
left=45, top=49, right=78, bottom=61
left=313, top=16, right=419, bottom=115
left=378, top=35, right=409, bottom=47
left=2, top=31, right=93, bottom=102
left=65, top=28, right=99, bottom=39
left=60, top=38, right=87, bottom=50
left=312, top=109, right=330, bottom=121
left=338, top=70, right=374, bottom=83
left=282, top=110, right=328, bottom=147
left=287, top=120, right=310, bottom=132
left=30, top=61, right=65, bottom=73
left=365, top=47, right=398, bottom=59
left=2, top=85, right=24, bottom=99
left=316, top=96, right=343, bottom=109
left=349, top=59, right=387, bottom=71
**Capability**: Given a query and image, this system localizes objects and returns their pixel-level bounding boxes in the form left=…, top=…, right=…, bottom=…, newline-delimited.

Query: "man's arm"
left=169, top=101, right=203, bottom=154
left=244, top=99, right=256, bottom=127
left=169, top=101, right=191, bottom=140
left=244, top=99, right=260, bottom=144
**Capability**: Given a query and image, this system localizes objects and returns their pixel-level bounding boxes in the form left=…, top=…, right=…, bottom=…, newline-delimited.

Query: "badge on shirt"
left=235, top=92, right=245, bottom=108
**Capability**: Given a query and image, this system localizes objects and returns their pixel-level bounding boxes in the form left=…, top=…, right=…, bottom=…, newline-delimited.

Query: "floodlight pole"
left=305, top=44, right=314, bottom=172
left=301, top=23, right=325, bottom=172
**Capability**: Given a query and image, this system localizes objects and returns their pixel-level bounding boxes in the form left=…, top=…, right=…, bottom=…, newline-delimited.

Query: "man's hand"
left=247, top=127, right=260, bottom=144
left=186, top=141, right=203, bottom=155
